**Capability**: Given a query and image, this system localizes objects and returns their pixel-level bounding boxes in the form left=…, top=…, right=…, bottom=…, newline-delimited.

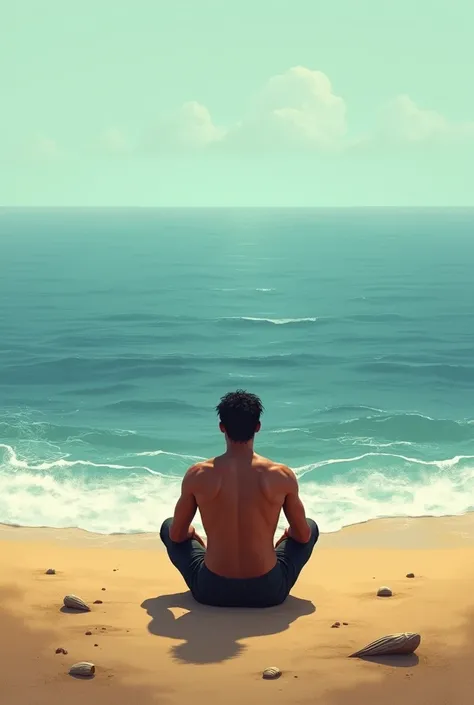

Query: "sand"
left=2, top=514, right=474, bottom=705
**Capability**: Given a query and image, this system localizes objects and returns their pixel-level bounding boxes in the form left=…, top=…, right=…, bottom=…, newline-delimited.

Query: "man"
left=160, top=390, right=319, bottom=607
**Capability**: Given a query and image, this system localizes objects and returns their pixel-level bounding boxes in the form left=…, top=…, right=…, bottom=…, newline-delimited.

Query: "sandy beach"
left=2, top=514, right=474, bottom=705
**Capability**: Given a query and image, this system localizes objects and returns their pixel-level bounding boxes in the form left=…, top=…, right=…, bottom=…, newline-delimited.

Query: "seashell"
left=406, top=572, right=415, bottom=578
left=262, top=666, right=282, bottom=680
left=45, top=568, right=56, bottom=575
left=377, top=586, right=392, bottom=597
left=63, top=594, right=91, bottom=612
left=349, top=632, right=421, bottom=658
left=93, top=600, right=103, bottom=604
left=69, top=662, right=95, bottom=677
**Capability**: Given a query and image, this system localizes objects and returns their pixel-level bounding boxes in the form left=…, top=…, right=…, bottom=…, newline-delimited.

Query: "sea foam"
left=1, top=443, right=474, bottom=535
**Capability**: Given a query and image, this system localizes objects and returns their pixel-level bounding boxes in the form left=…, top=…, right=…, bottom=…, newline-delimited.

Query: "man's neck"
left=224, top=440, right=255, bottom=459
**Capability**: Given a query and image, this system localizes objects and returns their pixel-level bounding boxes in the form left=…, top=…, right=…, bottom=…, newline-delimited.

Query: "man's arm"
left=169, top=466, right=205, bottom=545
left=278, top=467, right=312, bottom=544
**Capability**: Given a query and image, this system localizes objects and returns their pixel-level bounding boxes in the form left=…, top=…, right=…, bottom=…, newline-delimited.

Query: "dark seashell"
left=63, top=594, right=91, bottom=612
left=69, top=662, right=95, bottom=677
left=349, top=632, right=421, bottom=658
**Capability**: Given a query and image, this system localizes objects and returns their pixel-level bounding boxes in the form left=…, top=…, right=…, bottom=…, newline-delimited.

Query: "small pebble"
left=343, top=622, right=349, bottom=626
left=55, top=647, right=68, bottom=655
left=331, top=622, right=341, bottom=628
left=101, top=588, right=106, bottom=591
left=94, top=643, right=99, bottom=647
left=406, top=573, right=415, bottom=579
left=262, top=666, right=282, bottom=680
left=93, top=600, right=103, bottom=604
left=101, top=627, right=107, bottom=631
left=85, top=631, right=92, bottom=636
left=45, top=568, right=56, bottom=575
left=377, top=586, right=393, bottom=597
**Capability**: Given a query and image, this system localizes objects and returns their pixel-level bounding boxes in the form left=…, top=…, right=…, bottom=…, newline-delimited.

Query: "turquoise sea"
left=1, top=208, right=474, bottom=535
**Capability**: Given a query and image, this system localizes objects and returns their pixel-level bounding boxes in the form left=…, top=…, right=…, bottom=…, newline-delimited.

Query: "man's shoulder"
left=195, top=457, right=216, bottom=469
left=185, top=458, right=215, bottom=480
left=254, top=455, right=295, bottom=480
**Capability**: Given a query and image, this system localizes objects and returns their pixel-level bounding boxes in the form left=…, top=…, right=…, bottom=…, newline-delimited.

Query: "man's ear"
left=219, top=422, right=226, bottom=434
left=255, top=422, right=261, bottom=433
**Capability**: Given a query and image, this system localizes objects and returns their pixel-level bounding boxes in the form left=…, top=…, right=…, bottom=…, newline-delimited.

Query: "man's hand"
left=275, top=523, right=312, bottom=548
left=275, top=529, right=289, bottom=548
left=282, top=468, right=312, bottom=543
left=169, top=467, right=199, bottom=542
left=188, top=526, right=206, bottom=548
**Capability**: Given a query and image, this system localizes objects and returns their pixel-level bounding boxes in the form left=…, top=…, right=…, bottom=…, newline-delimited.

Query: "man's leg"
left=160, top=518, right=205, bottom=592
left=275, top=518, right=319, bottom=596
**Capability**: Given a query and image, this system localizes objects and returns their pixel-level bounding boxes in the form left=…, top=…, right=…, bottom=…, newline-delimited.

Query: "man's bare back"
left=192, top=453, right=306, bottom=577
left=160, top=390, right=318, bottom=606
left=168, top=451, right=313, bottom=579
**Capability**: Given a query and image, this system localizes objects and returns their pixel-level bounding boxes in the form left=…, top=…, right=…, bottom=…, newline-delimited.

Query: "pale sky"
left=2, top=0, right=474, bottom=206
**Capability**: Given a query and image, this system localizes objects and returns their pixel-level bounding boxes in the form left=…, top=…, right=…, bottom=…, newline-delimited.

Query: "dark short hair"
left=216, top=390, right=264, bottom=443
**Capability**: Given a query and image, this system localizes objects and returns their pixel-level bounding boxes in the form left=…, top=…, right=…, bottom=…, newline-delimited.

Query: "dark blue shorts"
left=160, top=518, right=319, bottom=608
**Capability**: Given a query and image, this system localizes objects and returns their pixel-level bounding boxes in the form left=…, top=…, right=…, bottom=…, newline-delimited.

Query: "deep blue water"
left=1, top=208, right=474, bottom=534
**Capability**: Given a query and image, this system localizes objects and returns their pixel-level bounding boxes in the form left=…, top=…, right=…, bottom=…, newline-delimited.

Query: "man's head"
left=216, top=390, right=264, bottom=443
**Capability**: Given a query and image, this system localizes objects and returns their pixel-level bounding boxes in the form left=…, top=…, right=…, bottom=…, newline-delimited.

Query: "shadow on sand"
left=141, top=591, right=315, bottom=664
left=355, top=653, right=419, bottom=667
left=59, top=606, right=90, bottom=614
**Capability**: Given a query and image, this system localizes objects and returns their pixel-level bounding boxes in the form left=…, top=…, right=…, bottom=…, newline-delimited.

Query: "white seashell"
left=377, top=586, right=392, bottom=597
left=69, top=662, right=95, bottom=677
left=262, top=666, right=281, bottom=680
left=349, top=632, right=421, bottom=658
left=63, top=594, right=91, bottom=612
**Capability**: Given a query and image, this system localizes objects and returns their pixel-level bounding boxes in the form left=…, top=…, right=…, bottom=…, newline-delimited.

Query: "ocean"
left=1, top=208, right=474, bottom=536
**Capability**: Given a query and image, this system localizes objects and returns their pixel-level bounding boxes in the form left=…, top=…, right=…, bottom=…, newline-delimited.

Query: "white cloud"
left=145, top=101, right=225, bottom=152
left=226, top=67, right=347, bottom=151
left=175, top=102, right=225, bottom=148
left=141, top=67, right=347, bottom=154
left=25, top=70, right=474, bottom=161
left=378, top=94, right=474, bottom=144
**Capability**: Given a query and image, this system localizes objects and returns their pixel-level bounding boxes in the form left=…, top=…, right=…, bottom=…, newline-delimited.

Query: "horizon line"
left=2, top=205, right=474, bottom=211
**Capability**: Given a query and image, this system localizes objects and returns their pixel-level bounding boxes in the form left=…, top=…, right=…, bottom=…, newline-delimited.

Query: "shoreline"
left=2, top=511, right=474, bottom=549
left=2, top=512, right=474, bottom=703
